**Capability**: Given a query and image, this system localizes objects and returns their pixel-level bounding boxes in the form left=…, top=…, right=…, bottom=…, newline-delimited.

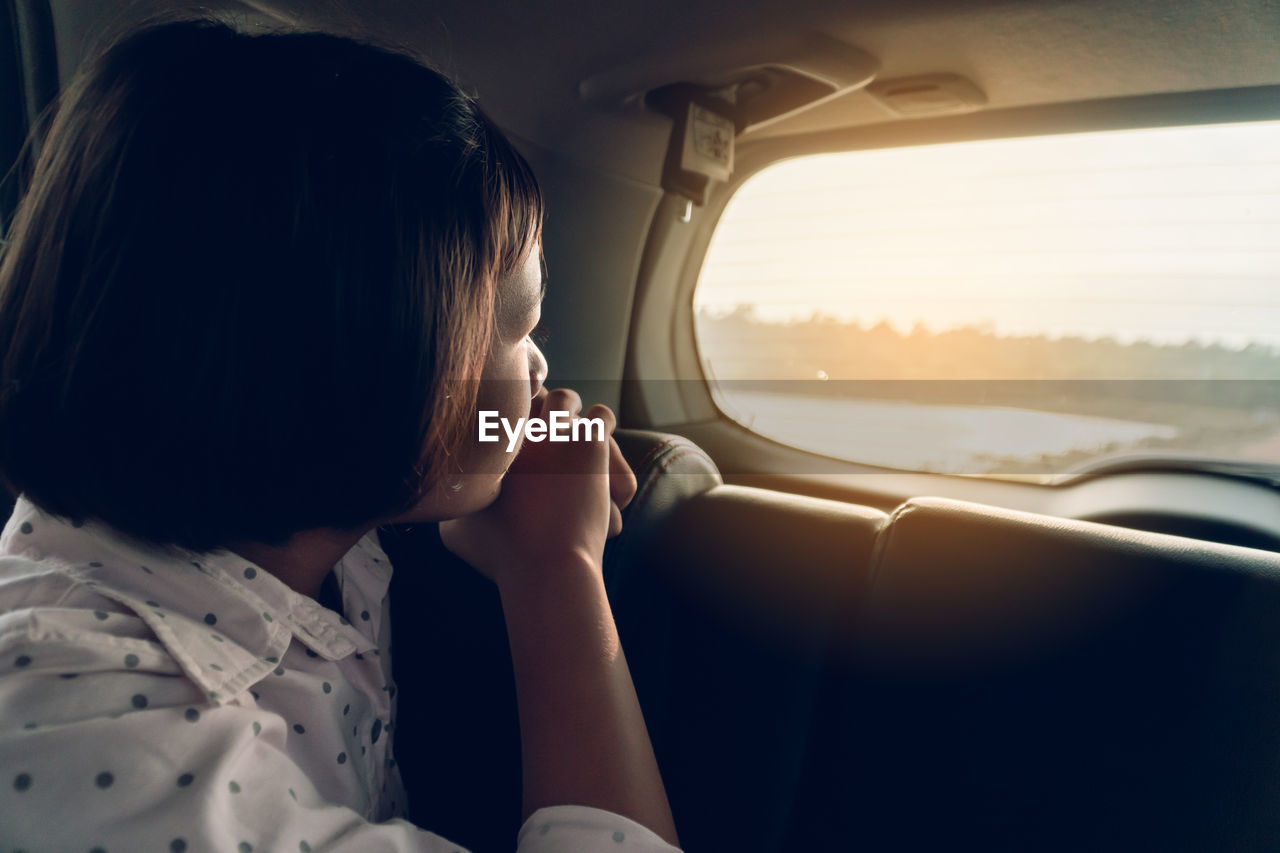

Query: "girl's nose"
left=527, top=337, right=548, bottom=396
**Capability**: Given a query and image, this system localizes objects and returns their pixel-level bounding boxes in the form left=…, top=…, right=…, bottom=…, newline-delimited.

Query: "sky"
left=694, top=118, right=1280, bottom=348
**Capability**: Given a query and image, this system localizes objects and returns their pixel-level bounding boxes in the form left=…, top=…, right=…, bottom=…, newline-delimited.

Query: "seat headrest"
left=862, top=495, right=1280, bottom=667
left=608, top=428, right=889, bottom=642
left=605, top=429, right=723, bottom=572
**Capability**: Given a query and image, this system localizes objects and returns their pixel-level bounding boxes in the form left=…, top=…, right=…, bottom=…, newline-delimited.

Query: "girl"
left=0, top=18, right=677, bottom=853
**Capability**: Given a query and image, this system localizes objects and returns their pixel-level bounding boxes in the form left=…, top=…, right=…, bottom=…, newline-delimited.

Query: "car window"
left=694, top=119, right=1280, bottom=480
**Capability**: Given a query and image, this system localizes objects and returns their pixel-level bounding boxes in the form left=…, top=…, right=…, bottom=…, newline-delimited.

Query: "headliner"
left=48, top=0, right=1280, bottom=182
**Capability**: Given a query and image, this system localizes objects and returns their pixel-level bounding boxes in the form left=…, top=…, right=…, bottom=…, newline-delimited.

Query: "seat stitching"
left=867, top=502, right=915, bottom=590
left=633, top=448, right=716, bottom=509
left=631, top=437, right=681, bottom=474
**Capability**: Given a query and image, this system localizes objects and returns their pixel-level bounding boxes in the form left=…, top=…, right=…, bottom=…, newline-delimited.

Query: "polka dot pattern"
left=3, top=520, right=478, bottom=850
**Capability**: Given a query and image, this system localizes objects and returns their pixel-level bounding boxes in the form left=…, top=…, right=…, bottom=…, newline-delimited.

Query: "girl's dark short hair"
left=0, top=20, right=542, bottom=550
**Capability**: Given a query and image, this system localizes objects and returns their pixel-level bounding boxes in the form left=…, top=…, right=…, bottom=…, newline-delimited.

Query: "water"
left=716, top=390, right=1178, bottom=475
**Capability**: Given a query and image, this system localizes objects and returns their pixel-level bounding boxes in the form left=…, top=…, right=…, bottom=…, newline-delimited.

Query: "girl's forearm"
left=499, top=555, right=679, bottom=847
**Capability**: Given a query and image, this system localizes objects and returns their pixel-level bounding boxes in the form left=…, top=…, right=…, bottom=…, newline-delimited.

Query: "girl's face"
left=392, top=245, right=547, bottom=522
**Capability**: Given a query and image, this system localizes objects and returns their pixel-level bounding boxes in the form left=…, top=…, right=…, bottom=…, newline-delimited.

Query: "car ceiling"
left=49, top=0, right=1280, bottom=185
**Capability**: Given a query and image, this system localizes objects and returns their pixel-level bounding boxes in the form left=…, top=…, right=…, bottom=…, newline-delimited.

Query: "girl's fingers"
left=582, top=403, right=616, bottom=435
left=543, top=387, right=582, bottom=417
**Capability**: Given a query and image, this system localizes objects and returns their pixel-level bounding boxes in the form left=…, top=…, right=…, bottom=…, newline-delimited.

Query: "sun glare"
left=696, top=119, right=1280, bottom=348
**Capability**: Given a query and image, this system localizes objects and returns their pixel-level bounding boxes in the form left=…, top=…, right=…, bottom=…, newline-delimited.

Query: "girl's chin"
left=387, top=472, right=504, bottom=524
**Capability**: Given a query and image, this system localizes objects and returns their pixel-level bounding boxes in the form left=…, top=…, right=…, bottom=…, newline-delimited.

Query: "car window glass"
left=694, top=119, right=1280, bottom=479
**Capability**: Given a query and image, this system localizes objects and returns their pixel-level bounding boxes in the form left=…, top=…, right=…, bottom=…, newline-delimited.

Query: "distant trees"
left=697, top=306, right=1280, bottom=382
left=696, top=307, right=1280, bottom=410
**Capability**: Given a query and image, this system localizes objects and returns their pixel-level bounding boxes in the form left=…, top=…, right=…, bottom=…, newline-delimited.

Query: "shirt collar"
left=0, top=496, right=388, bottom=705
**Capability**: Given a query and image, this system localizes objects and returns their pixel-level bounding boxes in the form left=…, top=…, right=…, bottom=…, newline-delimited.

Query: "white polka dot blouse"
left=0, top=496, right=681, bottom=852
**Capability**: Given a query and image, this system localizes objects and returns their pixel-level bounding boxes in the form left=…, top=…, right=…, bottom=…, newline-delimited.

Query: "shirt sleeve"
left=517, top=806, right=683, bottom=852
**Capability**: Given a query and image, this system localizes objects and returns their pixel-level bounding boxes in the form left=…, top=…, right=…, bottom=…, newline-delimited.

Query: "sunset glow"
left=696, top=119, right=1280, bottom=349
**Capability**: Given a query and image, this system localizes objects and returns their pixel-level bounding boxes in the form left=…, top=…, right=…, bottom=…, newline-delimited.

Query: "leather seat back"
left=607, top=430, right=890, bottom=853
left=806, top=496, right=1280, bottom=851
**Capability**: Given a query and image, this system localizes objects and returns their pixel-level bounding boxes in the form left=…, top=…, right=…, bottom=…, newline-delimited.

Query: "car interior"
left=4, top=0, right=1280, bottom=850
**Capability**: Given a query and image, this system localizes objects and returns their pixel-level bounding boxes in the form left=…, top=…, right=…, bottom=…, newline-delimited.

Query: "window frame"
left=623, top=83, right=1280, bottom=518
